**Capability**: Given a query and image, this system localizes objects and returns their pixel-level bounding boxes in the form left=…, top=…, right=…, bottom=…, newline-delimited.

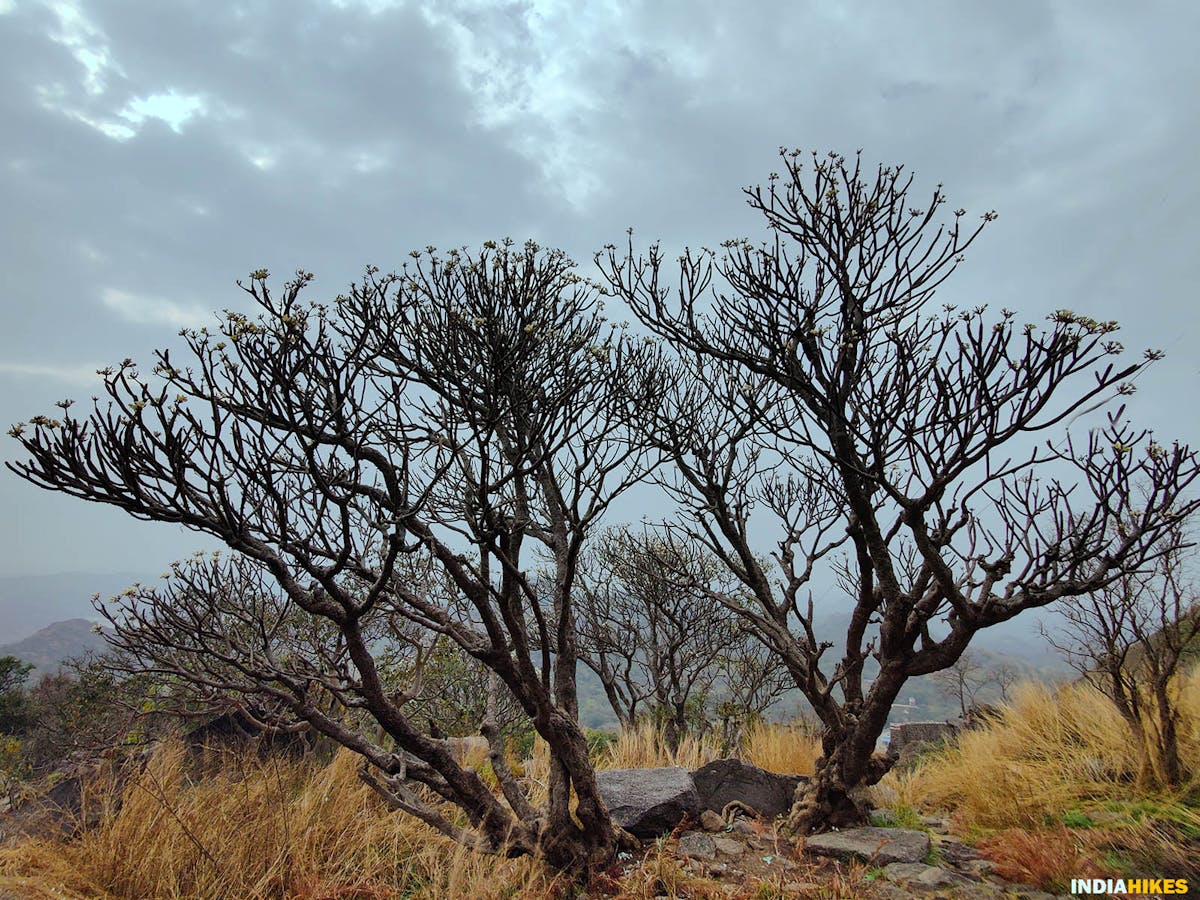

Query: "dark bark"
left=7, top=241, right=658, bottom=875
left=598, top=148, right=1200, bottom=831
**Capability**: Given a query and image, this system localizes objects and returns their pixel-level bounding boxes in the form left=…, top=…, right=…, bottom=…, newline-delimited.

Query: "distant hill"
left=0, top=572, right=145, bottom=645
left=0, top=618, right=110, bottom=673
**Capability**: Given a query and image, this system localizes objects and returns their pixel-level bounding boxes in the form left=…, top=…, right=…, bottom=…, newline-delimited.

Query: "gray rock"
left=961, top=858, right=995, bottom=877
left=699, top=809, right=726, bottom=832
left=883, top=861, right=972, bottom=889
left=935, top=838, right=981, bottom=866
left=921, top=815, right=950, bottom=834
left=711, top=835, right=744, bottom=856
left=691, top=757, right=806, bottom=819
left=596, top=767, right=700, bottom=838
left=882, top=862, right=931, bottom=882
left=730, top=819, right=755, bottom=834
left=887, top=721, right=957, bottom=762
left=803, top=827, right=931, bottom=865
left=869, top=807, right=897, bottom=826
left=914, top=866, right=969, bottom=888
left=676, top=831, right=716, bottom=860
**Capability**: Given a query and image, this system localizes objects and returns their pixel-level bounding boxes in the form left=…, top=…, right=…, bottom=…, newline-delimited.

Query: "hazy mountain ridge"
left=0, top=617, right=109, bottom=673
left=0, top=571, right=145, bottom=645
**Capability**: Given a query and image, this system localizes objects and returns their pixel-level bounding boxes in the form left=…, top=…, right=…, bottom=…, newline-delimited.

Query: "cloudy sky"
left=1, top=0, right=1197, bottom=578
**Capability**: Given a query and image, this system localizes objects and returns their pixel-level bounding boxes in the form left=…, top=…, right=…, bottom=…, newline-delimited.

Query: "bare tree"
left=992, top=663, right=1020, bottom=703
left=1045, top=524, right=1200, bottom=788
left=7, top=240, right=658, bottom=872
left=575, top=526, right=741, bottom=752
left=930, top=649, right=988, bottom=719
left=597, top=149, right=1200, bottom=832
left=711, top=627, right=793, bottom=755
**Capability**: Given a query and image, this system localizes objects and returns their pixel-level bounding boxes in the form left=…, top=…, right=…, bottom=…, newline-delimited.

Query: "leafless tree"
left=1044, top=523, right=1200, bottom=788
left=597, top=149, right=1200, bottom=832
left=7, top=240, right=659, bottom=872
left=992, top=663, right=1020, bottom=703
left=711, top=627, right=793, bottom=755
left=575, top=526, right=787, bottom=752
left=930, top=649, right=989, bottom=719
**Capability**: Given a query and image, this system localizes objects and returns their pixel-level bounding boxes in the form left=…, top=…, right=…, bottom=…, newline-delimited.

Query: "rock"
left=882, top=862, right=931, bottom=882
left=869, top=807, right=896, bottom=826
left=914, top=866, right=969, bottom=888
left=711, top=836, right=743, bottom=856
left=803, top=827, right=931, bottom=865
left=955, top=886, right=1006, bottom=899
left=185, top=707, right=314, bottom=757
left=730, top=819, right=755, bottom=835
left=699, top=809, right=726, bottom=832
left=921, top=815, right=950, bottom=834
left=887, top=721, right=957, bottom=762
left=936, top=838, right=981, bottom=866
left=691, top=758, right=806, bottom=819
left=677, top=831, right=716, bottom=860
left=597, top=767, right=700, bottom=838
left=707, top=862, right=729, bottom=877
left=883, top=861, right=972, bottom=889
left=961, top=858, right=995, bottom=877
left=748, top=834, right=776, bottom=851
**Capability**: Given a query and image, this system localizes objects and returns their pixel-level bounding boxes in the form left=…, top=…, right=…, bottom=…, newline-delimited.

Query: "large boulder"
left=803, top=826, right=931, bottom=865
left=596, top=766, right=700, bottom=838
left=691, top=758, right=806, bottom=819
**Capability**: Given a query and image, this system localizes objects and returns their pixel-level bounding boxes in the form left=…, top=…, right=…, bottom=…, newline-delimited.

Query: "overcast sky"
left=1, top=0, right=1198, bottom=578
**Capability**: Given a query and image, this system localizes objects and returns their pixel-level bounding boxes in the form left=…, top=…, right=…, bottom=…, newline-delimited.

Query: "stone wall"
left=887, top=721, right=958, bottom=761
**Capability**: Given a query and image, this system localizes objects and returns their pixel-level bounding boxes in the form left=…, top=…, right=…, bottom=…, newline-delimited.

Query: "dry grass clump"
left=975, top=825, right=1118, bottom=893
left=883, top=673, right=1200, bottom=830
left=740, top=720, right=821, bottom=776
left=875, top=668, right=1200, bottom=890
left=595, top=720, right=717, bottom=771
left=595, top=719, right=820, bottom=776
left=0, top=740, right=558, bottom=900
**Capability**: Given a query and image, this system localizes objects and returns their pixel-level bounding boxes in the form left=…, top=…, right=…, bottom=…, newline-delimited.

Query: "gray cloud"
left=2, top=0, right=1198, bottom=576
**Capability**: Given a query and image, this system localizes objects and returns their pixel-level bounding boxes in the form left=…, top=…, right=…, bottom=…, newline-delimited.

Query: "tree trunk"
left=788, top=673, right=900, bottom=834
left=536, top=712, right=633, bottom=873
left=1151, top=684, right=1183, bottom=789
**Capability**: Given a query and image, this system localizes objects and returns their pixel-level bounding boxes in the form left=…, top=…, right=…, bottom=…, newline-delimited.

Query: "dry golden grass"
left=0, top=741, right=559, bottom=900
left=0, top=720, right=824, bottom=898
left=595, top=719, right=820, bottom=776
left=594, top=720, right=717, bottom=771
left=881, top=669, right=1200, bottom=832
left=740, top=721, right=821, bottom=776
left=6, top=678, right=1193, bottom=898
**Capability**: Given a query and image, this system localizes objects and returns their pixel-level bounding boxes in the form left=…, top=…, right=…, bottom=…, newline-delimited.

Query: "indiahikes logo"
left=1071, top=878, right=1189, bottom=895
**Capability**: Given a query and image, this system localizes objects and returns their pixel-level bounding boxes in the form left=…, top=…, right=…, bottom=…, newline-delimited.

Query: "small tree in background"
left=8, top=241, right=659, bottom=873
left=599, top=148, right=1200, bottom=832
left=931, top=649, right=991, bottom=718
left=576, top=526, right=787, bottom=752
left=1045, top=523, right=1200, bottom=788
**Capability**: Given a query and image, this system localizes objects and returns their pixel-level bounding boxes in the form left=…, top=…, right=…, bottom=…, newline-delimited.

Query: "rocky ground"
left=590, top=809, right=1074, bottom=899
left=589, top=759, right=1075, bottom=898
